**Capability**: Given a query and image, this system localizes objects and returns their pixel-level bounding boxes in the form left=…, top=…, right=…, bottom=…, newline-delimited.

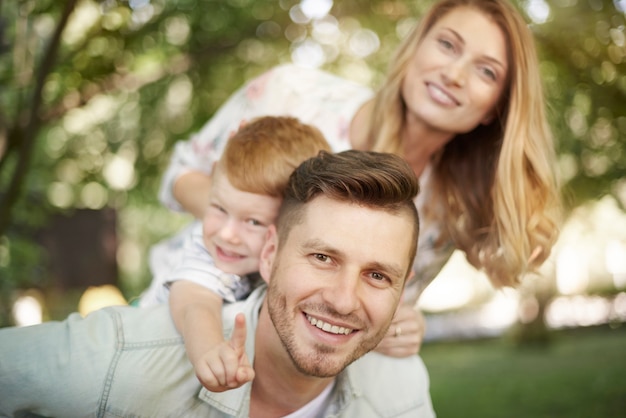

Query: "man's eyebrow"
left=301, top=238, right=341, bottom=255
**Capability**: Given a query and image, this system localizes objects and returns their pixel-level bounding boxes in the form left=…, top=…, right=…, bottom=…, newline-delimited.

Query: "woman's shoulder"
left=260, top=63, right=369, bottom=92
left=267, top=62, right=337, bottom=78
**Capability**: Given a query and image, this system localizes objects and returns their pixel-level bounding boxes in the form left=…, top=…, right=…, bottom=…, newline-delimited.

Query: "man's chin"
left=292, top=360, right=345, bottom=378
left=289, top=347, right=363, bottom=378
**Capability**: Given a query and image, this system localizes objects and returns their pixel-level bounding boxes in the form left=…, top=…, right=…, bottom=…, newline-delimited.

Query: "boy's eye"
left=210, top=204, right=226, bottom=213
left=247, top=219, right=262, bottom=227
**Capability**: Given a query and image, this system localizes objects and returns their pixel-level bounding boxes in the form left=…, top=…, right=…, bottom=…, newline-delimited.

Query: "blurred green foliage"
left=0, top=0, right=625, bottom=325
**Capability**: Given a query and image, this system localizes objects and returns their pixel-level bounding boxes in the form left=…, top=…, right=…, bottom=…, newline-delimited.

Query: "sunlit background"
left=1, top=0, right=625, bottom=346
left=419, top=195, right=626, bottom=340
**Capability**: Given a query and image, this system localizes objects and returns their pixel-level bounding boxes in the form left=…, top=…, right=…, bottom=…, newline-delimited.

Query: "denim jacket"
left=0, top=286, right=435, bottom=418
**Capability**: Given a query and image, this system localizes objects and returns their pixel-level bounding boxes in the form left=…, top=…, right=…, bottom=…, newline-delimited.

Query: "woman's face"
left=401, top=6, right=509, bottom=135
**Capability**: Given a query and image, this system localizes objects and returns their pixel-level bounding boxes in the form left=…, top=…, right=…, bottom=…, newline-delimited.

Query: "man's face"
left=260, top=196, right=414, bottom=377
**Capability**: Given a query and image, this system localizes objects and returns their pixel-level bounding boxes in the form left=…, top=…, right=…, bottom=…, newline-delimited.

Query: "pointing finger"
left=229, top=313, right=247, bottom=354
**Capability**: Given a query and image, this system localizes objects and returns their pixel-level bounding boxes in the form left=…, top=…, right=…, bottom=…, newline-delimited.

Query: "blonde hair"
left=218, top=116, right=331, bottom=197
left=367, top=0, right=561, bottom=287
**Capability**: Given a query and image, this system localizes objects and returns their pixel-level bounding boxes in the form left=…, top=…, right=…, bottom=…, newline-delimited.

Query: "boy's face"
left=203, top=168, right=282, bottom=276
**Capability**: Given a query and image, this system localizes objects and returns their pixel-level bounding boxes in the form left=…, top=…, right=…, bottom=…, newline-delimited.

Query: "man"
left=0, top=150, right=435, bottom=418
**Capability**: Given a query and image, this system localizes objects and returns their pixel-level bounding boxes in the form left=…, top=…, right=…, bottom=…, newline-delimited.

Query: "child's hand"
left=374, top=304, right=425, bottom=357
left=193, top=313, right=255, bottom=392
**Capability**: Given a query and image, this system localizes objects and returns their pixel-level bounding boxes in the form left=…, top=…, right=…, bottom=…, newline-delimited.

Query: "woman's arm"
left=159, top=64, right=372, bottom=214
left=172, top=171, right=212, bottom=219
left=158, top=67, right=282, bottom=214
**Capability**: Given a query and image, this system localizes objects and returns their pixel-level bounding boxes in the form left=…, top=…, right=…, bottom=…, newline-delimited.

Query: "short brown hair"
left=218, top=116, right=331, bottom=197
left=277, top=150, right=420, bottom=269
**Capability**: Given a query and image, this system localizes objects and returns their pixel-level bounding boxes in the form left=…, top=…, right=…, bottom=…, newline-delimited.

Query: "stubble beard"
left=266, top=268, right=387, bottom=378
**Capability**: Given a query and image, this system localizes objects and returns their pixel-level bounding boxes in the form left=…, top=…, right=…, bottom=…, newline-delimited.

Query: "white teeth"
left=306, top=315, right=352, bottom=335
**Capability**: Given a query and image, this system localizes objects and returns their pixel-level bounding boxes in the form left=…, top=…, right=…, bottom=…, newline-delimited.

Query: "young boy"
left=139, top=116, right=331, bottom=392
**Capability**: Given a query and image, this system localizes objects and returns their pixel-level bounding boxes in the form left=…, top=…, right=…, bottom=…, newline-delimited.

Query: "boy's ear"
left=259, top=225, right=278, bottom=284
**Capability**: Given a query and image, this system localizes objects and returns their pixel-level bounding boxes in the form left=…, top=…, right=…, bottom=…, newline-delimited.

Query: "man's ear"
left=259, top=224, right=278, bottom=284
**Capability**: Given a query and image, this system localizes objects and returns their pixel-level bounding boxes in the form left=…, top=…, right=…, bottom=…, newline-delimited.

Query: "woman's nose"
left=442, top=59, right=468, bottom=87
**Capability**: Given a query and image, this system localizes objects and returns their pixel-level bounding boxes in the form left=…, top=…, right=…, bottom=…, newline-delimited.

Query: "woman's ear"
left=259, top=225, right=278, bottom=284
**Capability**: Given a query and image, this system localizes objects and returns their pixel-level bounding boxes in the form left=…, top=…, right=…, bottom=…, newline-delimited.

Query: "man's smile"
left=305, top=314, right=354, bottom=336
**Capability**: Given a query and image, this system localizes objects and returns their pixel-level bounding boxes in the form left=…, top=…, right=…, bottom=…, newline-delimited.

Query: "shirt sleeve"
left=158, top=83, right=251, bottom=212
left=0, top=311, right=117, bottom=416
left=165, top=222, right=253, bottom=303
left=138, top=222, right=195, bottom=307
left=158, top=66, right=288, bottom=212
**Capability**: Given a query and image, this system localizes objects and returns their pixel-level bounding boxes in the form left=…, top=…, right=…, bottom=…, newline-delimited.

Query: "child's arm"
left=169, top=280, right=255, bottom=392
left=172, top=171, right=212, bottom=219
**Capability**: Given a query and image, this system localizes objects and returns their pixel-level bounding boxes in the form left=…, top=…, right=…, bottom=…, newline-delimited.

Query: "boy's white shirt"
left=138, top=220, right=253, bottom=306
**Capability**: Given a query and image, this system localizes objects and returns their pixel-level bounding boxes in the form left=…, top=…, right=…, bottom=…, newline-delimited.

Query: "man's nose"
left=321, top=269, right=362, bottom=315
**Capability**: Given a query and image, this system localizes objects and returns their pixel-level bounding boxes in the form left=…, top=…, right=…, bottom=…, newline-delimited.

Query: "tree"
left=0, top=0, right=399, bottom=324
left=0, top=0, right=296, bottom=323
left=533, top=0, right=626, bottom=210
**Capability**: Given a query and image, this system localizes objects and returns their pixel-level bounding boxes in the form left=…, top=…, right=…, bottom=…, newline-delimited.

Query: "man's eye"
left=371, top=272, right=386, bottom=281
left=314, top=254, right=330, bottom=263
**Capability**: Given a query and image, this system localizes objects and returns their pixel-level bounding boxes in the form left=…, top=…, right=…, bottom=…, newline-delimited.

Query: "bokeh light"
left=12, top=291, right=45, bottom=327
left=78, top=284, right=128, bottom=317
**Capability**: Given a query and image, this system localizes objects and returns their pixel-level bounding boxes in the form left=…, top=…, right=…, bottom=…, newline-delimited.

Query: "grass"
left=420, top=324, right=626, bottom=418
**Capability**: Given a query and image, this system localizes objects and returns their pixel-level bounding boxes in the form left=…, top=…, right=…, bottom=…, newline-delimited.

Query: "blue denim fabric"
left=0, top=287, right=435, bottom=418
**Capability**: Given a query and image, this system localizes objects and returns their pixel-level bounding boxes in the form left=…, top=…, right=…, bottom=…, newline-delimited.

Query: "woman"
left=153, top=0, right=561, bottom=355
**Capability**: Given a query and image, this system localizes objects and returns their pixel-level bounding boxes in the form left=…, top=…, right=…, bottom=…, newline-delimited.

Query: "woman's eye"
left=438, top=38, right=454, bottom=50
left=480, top=66, right=497, bottom=81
